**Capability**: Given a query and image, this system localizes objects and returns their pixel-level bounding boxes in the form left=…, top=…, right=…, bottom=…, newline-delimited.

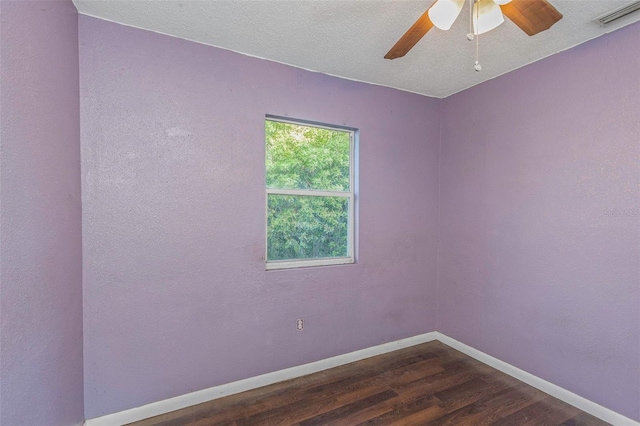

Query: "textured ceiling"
left=73, top=0, right=640, bottom=98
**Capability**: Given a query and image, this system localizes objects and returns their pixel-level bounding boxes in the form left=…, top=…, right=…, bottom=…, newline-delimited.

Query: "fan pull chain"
left=467, top=0, right=474, bottom=40
left=474, top=0, right=482, bottom=72
left=475, top=32, right=481, bottom=71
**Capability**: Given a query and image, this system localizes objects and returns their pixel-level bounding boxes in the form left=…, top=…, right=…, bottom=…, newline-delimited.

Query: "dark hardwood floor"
left=129, top=341, right=608, bottom=426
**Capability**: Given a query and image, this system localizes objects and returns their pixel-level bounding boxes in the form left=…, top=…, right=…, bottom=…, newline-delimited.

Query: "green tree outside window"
left=265, top=119, right=354, bottom=266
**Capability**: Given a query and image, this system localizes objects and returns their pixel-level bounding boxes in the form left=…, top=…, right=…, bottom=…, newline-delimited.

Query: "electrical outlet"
left=296, top=319, right=304, bottom=331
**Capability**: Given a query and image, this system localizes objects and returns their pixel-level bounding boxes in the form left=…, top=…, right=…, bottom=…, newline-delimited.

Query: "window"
left=265, top=116, right=355, bottom=270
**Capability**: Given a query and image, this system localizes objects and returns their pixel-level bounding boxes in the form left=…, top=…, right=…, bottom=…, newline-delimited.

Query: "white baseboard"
left=85, top=331, right=638, bottom=426
left=84, top=332, right=438, bottom=426
left=436, top=332, right=639, bottom=426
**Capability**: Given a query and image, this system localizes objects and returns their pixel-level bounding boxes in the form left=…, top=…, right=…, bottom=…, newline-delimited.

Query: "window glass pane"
left=265, top=120, right=350, bottom=191
left=267, top=195, right=349, bottom=261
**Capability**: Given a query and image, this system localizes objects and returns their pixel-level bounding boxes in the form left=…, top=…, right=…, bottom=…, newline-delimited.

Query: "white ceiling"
left=73, top=0, right=640, bottom=98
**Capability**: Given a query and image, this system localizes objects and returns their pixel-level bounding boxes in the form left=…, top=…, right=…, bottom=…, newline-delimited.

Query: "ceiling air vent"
left=597, top=1, right=640, bottom=26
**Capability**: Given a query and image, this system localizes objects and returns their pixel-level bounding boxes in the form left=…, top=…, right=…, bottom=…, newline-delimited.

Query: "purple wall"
left=79, top=16, right=441, bottom=418
left=0, top=1, right=84, bottom=425
left=438, top=22, right=640, bottom=422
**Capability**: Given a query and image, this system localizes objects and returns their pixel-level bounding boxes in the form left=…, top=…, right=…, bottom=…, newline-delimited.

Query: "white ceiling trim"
left=77, top=10, right=439, bottom=98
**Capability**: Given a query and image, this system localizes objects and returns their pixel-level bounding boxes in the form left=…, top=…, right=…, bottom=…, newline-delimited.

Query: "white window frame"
left=265, top=116, right=356, bottom=270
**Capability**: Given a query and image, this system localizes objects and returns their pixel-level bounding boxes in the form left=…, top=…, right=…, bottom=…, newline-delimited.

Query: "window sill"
left=265, top=257, right=354, bottom=271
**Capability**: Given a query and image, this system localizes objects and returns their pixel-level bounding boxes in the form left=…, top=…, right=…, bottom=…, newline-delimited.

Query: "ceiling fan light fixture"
left=428, top=0, right=465, bottom=31
left=473, top=0, right=505, bottom=35
left=493, top=0, right=512, bottom=5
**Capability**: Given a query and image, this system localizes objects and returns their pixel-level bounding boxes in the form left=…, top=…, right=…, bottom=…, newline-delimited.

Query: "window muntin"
left=265, top=117, right=355, bottom=270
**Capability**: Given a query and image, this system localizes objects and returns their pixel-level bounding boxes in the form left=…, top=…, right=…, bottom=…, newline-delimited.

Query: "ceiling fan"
left=385, top=0, right=563, bottom=60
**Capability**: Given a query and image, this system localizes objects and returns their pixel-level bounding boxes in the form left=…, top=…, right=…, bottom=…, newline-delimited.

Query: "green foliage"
left=266, top=120, right=350, bottom=191
left=267, top=195, right=348, bottom=261
left=265, top=120, right=351, bottom=261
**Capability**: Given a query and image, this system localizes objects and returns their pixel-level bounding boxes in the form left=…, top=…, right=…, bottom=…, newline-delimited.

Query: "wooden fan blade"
left=384, top=8, right=434, bottom=60
left=501, top=0, right=563, bottom=36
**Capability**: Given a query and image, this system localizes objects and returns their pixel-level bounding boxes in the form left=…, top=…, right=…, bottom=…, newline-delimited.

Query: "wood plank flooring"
left=129, top=341, right=609, bottom=426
